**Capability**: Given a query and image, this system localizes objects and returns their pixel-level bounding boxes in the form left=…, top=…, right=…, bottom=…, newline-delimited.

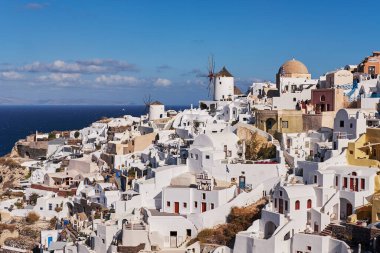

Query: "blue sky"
left=0, top=0, right=379, bottom=105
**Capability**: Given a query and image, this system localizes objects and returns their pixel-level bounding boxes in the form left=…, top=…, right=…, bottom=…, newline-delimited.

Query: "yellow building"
left=255, top=110, right=304, bottom=136
left=347, top=128, right=380, bottom=167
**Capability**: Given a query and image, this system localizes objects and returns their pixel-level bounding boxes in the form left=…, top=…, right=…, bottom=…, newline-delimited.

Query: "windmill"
left=206, top=55, right=216, bottom=98
left=143, top=94, right=152, bottom=114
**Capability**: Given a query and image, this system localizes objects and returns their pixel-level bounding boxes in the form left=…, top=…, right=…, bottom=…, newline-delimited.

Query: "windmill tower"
left=144, top=95, right=165, bottom=121
left=213, top=66, right=234, bottom=101
left=204, top=55, right=234, bottom=101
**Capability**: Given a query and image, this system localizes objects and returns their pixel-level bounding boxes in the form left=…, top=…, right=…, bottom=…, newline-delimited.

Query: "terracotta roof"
left=215, top=66, right=233, bottom=77
left=150, top=101, right=163, bottom=105
left=234, top=86, right=243, bottom=95
left=278, top=59, right=309, bottom=75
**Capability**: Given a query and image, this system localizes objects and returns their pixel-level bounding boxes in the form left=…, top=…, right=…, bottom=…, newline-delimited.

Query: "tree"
left=245, top=131, right=261, bottom=161
left=48, top=132, right=56, bottom=140
left=29, top=193, right=39, bottom=205
left=26, top=212, right=40, bottom=224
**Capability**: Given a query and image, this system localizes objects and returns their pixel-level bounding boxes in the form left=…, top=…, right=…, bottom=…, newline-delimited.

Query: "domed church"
left=276, top=59, right=311, bottom=89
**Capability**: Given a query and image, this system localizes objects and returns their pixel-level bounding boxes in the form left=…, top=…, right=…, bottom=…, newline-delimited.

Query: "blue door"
left=47, top=236, right=53, bottom=247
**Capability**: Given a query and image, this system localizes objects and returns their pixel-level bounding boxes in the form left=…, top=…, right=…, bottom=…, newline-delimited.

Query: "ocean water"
left=0, top=105, right=188, bottom=157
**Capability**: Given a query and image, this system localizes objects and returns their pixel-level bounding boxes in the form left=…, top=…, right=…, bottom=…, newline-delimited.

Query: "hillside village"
left=1, top=51, right=380, bottom=253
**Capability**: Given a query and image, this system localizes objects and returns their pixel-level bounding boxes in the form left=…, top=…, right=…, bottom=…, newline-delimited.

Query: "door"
left=47, top=236, right=53, bottom=247
left=355, top=178, right=359, bottom=192
left=239, top=176, right=246, bottom=190
left=174, top=202, right=179, bottom=214
left=314, top=223, right=319, bottom=233
left=279, top=199, right=284, bottom=214
left=347, top=203, right=353, bottom=217
left=350, top=178, right=354, bottom=190
left=201, top=202, right=207, bottom=213
left=170, top=231, right=177, bottom=248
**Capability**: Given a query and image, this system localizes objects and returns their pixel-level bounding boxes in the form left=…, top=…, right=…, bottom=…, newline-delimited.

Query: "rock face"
left=0, top=158, right=28, bottom=194
left=16, top=141, right=48, bottom=159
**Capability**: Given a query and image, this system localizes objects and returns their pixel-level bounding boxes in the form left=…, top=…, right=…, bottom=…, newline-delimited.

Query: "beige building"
left=325, top=69, right=353, bottom=88
left=125, top=132, right=157, bottom=154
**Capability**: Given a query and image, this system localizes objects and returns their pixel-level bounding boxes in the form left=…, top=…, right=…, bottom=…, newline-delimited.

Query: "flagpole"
left=226, top=165, right=228, bottom=203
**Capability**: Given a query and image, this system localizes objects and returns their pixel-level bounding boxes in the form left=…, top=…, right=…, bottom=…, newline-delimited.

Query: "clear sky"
left=0, top=0, right=379, bottom=105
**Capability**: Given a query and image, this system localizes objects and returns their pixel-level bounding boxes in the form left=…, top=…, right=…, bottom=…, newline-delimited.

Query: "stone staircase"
left=320, top=223, right=333, bottom=236
left=125, top=223, right=146, bottom=230
left=117, top=243, right=145, bottom=253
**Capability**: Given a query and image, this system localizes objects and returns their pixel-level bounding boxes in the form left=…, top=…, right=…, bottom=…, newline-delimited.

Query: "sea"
left=0, top=105, right=188, bottom=157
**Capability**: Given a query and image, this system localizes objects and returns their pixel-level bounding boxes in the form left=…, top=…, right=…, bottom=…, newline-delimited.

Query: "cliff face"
left=0, top=157, right=28, bottom=194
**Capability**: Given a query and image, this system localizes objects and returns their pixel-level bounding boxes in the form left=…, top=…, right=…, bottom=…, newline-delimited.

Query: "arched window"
left=320, top=95, right=326, bottom=102
left=307, top=199, right=312, bottom=209
left=295, top=200, right=300, bottom=210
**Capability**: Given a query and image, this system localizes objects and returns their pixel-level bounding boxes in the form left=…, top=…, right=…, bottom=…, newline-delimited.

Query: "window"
left=361, top=178, right=365, bottom=190
left=295, top=200, right=300, bottom=210
left=202, top=193, right=206, bottom=200
left=307, top=246, right=312, bottom=251
left=195, top=154, right=199, bottom=160
left=280, top=190, right=282, bottom=197
left=49, top=203, right=52, bottom=211
left=285, top=201, right=288, bottom=211
left=340, top=121, right=344, bottom=127
left=282, top=121, right=289, bottom=128
left=190, top=153, right=193, bottom=158
left=314, top=175, right=317, bottom=184
left=167, top=201, right=170, bottom=207
left=368, top=66, right=376, bottom=75
left=320, top=95, right=325, bottom=102
left=293, top=97, right=296, bottom=102
left=194, top=201, right=198, bottom=208
left=350, top=123, right=353, bottom=128
left=343, top=177, right=347, bottom=188
left=211, top=203, right=214, bottom=209
left=205, top=155, right=210, bottom=159
left=183, top=202, right=187, bottom=208
left=307, top=199, right=312, bottom=209
left=274, top=198, right=277, bottom=208
left=335, top=176, right=338, bottom=187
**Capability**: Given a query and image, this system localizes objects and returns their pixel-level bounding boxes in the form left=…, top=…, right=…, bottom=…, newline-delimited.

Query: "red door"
left=350, top=178, right=354, bottom=190
left=174, top=202, right=179, bottom=214
left=201, top=202, right=207, bottom=213
left=279, top=199, right=284, bottom=214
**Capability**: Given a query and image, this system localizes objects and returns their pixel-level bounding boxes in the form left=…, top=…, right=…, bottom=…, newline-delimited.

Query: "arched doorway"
left=264, top=221, right=277, bottom=239
left=265, top=118, right=276, bottom=132
left=340, top=198, right=353, bottom=220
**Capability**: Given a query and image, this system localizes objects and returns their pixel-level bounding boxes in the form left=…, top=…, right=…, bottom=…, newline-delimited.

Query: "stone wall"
left=331, top=223, right=380, bottom=249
